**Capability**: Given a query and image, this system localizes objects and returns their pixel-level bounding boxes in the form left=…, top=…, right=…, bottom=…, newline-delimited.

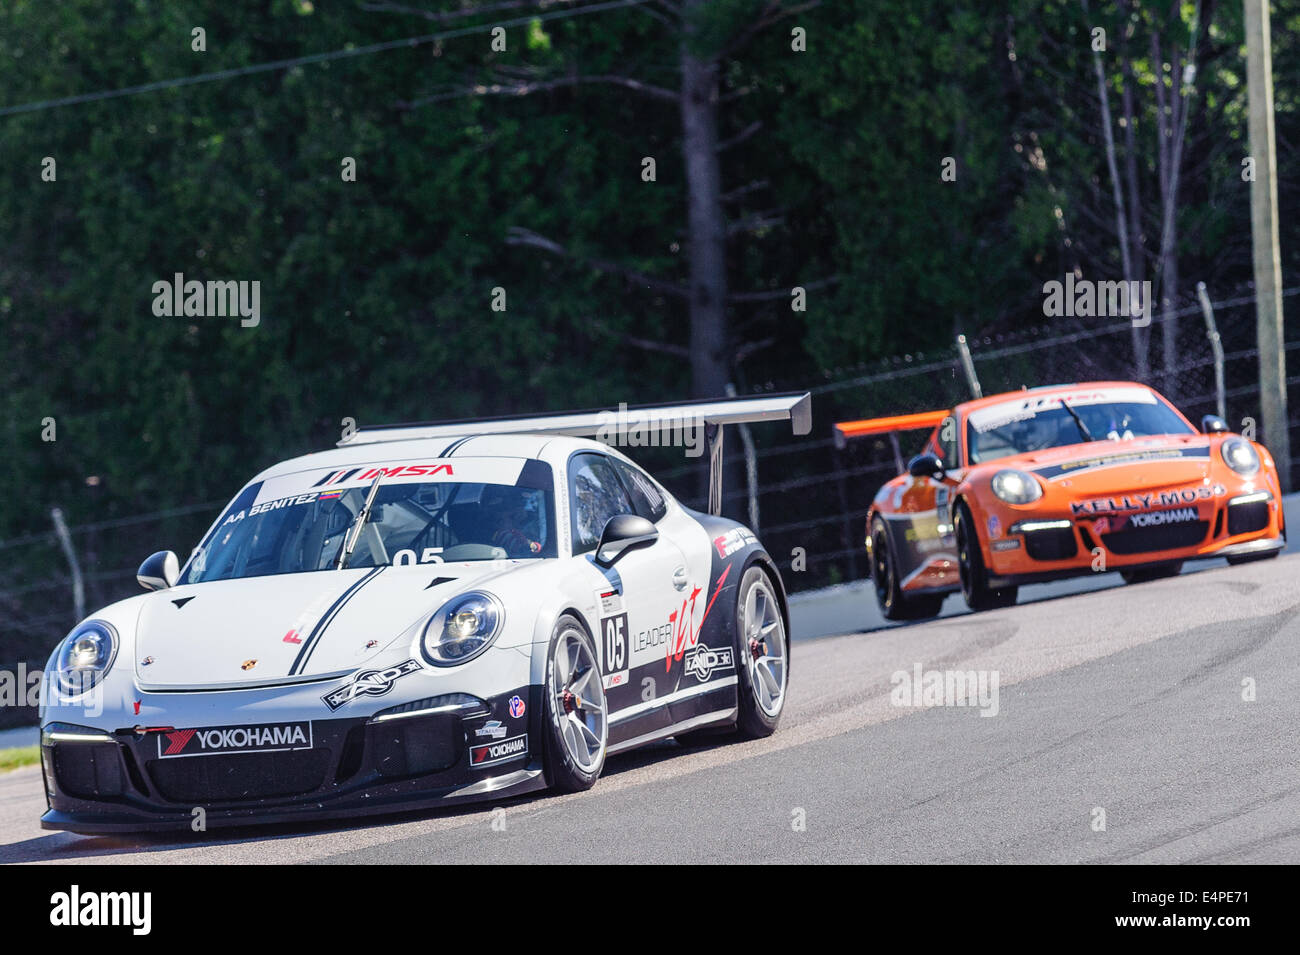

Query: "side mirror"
left=907, top=453, right=946, bottom=480
left=594, top=514, right=658, bottom=567
left=1201, top=414, right=1229, bottom=435
left=137, top=551, right=179, bottom=591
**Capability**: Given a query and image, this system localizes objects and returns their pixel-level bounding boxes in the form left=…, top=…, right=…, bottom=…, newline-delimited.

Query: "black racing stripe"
left=289, top=566, right=384, bottom=674
left=440, top=434, right=479, bottom=457
left=1032, top=445, right=1210, bottom=480
left=312, top=466, right=362, bottom=488
left=585, top=554, right=623, bottom=594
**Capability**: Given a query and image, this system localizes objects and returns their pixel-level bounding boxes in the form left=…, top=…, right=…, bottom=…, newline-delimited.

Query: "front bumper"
left=39, top=685, right=545, bottom=834
left=985, top=490, right=1284, bottom=586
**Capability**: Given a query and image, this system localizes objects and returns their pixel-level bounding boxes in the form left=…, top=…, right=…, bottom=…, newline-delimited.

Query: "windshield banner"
left=251, top=458, right=527, bottom=506
left=968, top=386, right=1158, bottom=434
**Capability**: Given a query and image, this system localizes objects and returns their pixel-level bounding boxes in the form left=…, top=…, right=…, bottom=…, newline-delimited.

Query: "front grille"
left=1078, top=525, right=1098, bottom=552
left=1102, top=521, right=1208, bottom=555
left=1023, top=527, right=1078, bottom=561
left=52, top=743, right=124, bottom=799
left=1227, top=501, right=1270, bottom=536
left=369, top=715, right=460, bottom=778
left=147, top=749, right=331, bottom=803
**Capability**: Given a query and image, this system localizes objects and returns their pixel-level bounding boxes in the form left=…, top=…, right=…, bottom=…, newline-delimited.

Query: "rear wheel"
left=542, top=615, right=607, bottom=793
left=955, top=502, right=1018, bottom=611
left=1120, top=561, right=1183, bottom=584
left=734, top=566, right=789, bottom=738
left=676, top=565, right=789, bottom=745
left=870, top=517, right=945, bottom=620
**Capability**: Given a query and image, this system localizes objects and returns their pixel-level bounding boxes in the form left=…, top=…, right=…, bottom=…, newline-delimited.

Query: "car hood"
left=133, top=563, right=510, bottom=690
left=996, top=435, right=1215, bottom=490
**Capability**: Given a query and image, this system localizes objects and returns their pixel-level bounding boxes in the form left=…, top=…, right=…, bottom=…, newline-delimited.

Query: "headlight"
left=54, top=620, right=118, bottom=696
left=421, top=591, right=503, bottom=667
left=1221, top=437, right=1260, bottom=476
left=991, top=469, right=1043, bottom=505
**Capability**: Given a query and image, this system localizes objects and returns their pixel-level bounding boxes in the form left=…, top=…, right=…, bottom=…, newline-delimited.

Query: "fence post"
left=956, top=334, right=983, bottom=399
left=1246, top=0, right=1293, bottom=491
left=51, top=507, right=85, bottom=625
left=1195, top=282, right=1226, bottom=420
left=832, top=443, right=860, bottom=582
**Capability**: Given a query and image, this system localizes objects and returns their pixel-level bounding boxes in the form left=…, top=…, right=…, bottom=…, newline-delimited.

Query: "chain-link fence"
left=3, top=284, right=1298, bottom=722
left=0, top=503, right=220, bottom=728
left=663, top=285, right=1300, bottom=598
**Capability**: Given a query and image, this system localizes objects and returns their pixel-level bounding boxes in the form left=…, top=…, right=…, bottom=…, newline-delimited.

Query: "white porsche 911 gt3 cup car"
left=38, top=394, right=810, bottom=833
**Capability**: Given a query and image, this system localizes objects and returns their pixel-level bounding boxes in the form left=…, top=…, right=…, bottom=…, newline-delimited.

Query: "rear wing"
left=833, top=409, right=949, bottom=472
left=340, top=392, right=812, bottom=516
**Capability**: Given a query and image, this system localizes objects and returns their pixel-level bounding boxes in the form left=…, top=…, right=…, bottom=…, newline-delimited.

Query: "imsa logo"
left=470, top=734, right=528, bottom=767
left=684, top=644, right=734, bottom=682
left=322, top=659, right=422, bottom=711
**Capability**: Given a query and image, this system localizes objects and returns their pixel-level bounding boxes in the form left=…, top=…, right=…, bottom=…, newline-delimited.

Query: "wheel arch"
left=527, top=598, right=599, bottom=687
left=949, top=487, right=985, bottom=532
left=745, top=550, right=792, bottom=646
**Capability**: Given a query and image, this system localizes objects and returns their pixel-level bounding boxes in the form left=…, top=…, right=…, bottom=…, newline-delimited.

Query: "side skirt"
left=607, top=707, right=737, bottom=755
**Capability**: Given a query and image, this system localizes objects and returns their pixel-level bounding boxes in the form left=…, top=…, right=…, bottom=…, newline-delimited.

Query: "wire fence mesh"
left=3, top=283, right=1297, bottom=727
left=671, top=285, right=1300, bottom=601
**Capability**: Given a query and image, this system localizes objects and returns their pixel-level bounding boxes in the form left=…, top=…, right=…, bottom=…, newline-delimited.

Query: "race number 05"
left=602, top=613, right=628, bottom=672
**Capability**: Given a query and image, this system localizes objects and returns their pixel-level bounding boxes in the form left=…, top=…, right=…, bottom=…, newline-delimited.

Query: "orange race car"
left=836, top=381, right=1286, bottom=619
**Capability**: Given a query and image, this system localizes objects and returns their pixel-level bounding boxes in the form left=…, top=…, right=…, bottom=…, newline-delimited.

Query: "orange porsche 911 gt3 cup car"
left=836, top=382, right=1286, bottom=618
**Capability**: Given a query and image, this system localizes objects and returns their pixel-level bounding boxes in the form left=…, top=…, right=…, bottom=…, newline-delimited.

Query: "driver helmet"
left=483, top=485, right=538, bottom=533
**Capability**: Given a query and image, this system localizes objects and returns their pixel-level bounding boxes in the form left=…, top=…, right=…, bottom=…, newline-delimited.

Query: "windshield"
left=180, top=458, right=556, bottom=583
left=966, top=387, right=1194, bottom=464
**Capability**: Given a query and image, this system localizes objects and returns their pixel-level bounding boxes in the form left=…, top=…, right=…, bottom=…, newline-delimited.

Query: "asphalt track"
left=2, top=546, right=1298, bottom=864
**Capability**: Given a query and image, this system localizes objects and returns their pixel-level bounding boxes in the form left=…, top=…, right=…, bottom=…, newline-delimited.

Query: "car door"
left=897, top=416, right=962, bottom=587
left=567, top=452, right=686, bottom=742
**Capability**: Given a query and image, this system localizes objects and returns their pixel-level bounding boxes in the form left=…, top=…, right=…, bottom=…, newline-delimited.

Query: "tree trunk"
left=1154, top=8, right=1197, bottom=403
left=1160, top=43, right=1183, bottom=399
left=1120, top=1, right=1149, bottom=379
left=680, top=0, right=729, bottom=401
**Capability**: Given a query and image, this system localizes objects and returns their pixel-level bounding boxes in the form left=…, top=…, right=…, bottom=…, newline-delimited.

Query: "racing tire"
left=542, top=614, right=607, bottom=793
left=954, top=501, right=1018, bottom=612
left=1120, top=561, right=1183, bottom=584
left=870, top=516, right=945, bottom=621
left=733, top=566, right=790, bottom=739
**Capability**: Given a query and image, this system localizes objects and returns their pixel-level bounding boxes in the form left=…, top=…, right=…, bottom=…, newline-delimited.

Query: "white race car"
left=38, top=395, right=810, bottom=833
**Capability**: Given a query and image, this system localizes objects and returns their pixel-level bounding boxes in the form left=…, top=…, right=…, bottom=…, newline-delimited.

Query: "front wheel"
left=955, top=502, right=1018, bottom=612
left=542, top=614, right=607, bottom=793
